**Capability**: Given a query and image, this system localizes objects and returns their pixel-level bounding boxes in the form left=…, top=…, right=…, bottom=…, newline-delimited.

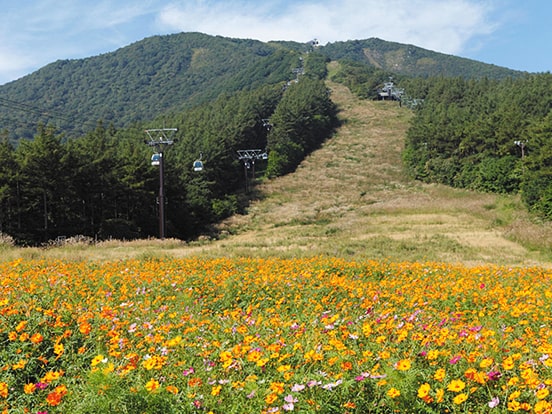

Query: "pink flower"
left=449, top=355, right=462, bottom=364
left=487, top=370, right=501, bottom=381
left=488, top=396, right=500, bottom=408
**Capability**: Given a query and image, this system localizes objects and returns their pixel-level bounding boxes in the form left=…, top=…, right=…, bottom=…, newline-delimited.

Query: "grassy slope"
left=4, top=69, right=552, bottom=265
left=204, top=78, right=552, bottom=266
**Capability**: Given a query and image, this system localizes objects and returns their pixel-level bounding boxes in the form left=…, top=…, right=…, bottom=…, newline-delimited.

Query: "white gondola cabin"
left=151, top=153, right=161, bottom=166
left=193, top=159, right=204, bottom=172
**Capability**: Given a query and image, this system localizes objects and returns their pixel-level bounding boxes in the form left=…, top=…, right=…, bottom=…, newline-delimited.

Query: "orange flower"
left=265, top=393, right=278, bottom=405
left=0, top=382, right=8, bottom=398
left=79, top=321, right=92, bottom=335
left=30, top=332, right=43, bottom=344
left=270, top=381, right=285, bottom=394
left=166, top=385, right=179, bottom=395
left=24, top=383, right=36, bottom=395
left=15, top=320, right=27, bottom=332
left=46, top=391, right=63, bottom=406
left=46, top=385, right=67, bottom=406
left=341, top=361, right=353, bottom=371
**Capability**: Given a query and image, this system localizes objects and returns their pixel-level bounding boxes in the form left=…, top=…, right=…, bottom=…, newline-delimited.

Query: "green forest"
left=401, top=73, right=552, bottom=220
left=1, top=32, right=551, bottom=245
left=0, top=51, right=337, bottom=244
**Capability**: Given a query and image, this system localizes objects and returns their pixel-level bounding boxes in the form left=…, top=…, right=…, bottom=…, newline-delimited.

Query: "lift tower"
left=145, top=128, right=177, bottom=239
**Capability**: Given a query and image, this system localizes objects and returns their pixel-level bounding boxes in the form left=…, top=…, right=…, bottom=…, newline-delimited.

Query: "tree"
left=16, top=125, right=71, bottom=243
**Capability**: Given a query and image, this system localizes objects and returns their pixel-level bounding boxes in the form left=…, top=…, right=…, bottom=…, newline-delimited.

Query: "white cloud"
left=0, top=0, right=502, bottom=85
left=158, top=0, right=497, bottom=54
left=0, top=0, right=159, bottom=84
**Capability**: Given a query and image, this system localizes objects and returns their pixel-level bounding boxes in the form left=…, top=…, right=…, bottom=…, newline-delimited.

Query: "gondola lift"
left=193, top=153, right=204, bottom=172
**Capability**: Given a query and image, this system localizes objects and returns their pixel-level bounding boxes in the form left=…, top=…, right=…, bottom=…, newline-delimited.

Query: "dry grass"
left=3, top=76, right=552, bottom=266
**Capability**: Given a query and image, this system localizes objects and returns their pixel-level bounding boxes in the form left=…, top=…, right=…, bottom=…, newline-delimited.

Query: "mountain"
left=0, top=32, right=522, bottom=143
left=0, top=32, right=301, bottom=141
left=320, top=38, right=523, bottom=79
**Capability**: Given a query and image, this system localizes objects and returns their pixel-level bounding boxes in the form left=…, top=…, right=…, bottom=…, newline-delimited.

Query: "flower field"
left=0, top=257, right=552, bottom=413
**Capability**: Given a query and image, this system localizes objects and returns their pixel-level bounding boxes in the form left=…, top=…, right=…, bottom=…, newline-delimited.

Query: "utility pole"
left=145, top=128, right=177, bottom=239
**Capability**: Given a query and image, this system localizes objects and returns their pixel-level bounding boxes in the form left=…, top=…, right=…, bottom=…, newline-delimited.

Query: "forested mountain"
left=0, top=33, right=520, bottom=143
left=0, top=32, right=305, bottom=141
left=0, top=41, right=337, bottom=244
left=0, top=32, right=544, bottom=245
left=321, top=38, right=523, bottom=80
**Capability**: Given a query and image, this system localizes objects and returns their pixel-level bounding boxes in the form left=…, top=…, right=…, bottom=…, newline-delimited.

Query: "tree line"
left=402, top=73, right=552, bottom=219
left=0, top=59, right=337, bottom=245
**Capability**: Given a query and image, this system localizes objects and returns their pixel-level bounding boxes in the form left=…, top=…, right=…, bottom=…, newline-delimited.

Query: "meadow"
left=0, top=257, right=551, bottom=413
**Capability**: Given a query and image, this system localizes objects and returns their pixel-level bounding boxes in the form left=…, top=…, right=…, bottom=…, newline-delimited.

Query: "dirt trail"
left=188, top=81, right=550, bottom=266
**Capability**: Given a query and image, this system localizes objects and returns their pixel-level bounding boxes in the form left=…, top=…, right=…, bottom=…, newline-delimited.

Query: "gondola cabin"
left=193, top=159, right=204, bottom=172
left=151, top=153, right=161, bottom=166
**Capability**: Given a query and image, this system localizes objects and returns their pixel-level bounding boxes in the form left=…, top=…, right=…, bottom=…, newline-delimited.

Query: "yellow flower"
left=418, top=383, right=431, bottom=399
left=436, top=388, right=445, bottom=403
left=502, top=356, right=515, bottom=370
left=536, top=388, right=549, bottom=400
left=480, top=357, right=493, bottom=368
left=453, top=393, right=468, bottom=405
left=12, top=359, right=27, bottom=370
left=277, top=364, right=291, bottom=373
left=53, top=342, right=64, bottom=357
left=447, top=379, right=466, bottom=393
left=91, top=355, right=105, bottom=367
left=211, top=385, right=222, bottom=396
left=145, top=379, right=160, bottom=392
left=395, top=359, right=411, bottom=371
left=387, top=387, right=401, bottom=398
left=434, top=368, right=446, bottom=381
left=535, top=400, right=552, bottom=414
left=427, top=349, right=439, bottom=360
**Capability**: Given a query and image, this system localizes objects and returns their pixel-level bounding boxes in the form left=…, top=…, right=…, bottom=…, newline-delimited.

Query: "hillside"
left=194, top=77, right=551, bottom=266
left=8, top=68, right=551, bottom=266
left=0, top=33, right=299, bottom=141
left=0, top=33, right=522, bottom=143
left=321, top=38, right=522, bottom=79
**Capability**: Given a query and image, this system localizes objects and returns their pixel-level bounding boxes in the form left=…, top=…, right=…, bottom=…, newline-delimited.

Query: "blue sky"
left=0, top=0, right=550, bottom=86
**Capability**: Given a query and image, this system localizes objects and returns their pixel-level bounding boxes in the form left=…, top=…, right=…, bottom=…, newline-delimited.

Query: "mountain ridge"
left=0, top=32, right=522, bottom=143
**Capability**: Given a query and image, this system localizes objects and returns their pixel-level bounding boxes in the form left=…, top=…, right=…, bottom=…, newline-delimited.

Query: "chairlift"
left=151, top=153, right=161, bottom=166
left=193, top=153, right=204, bottom=172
